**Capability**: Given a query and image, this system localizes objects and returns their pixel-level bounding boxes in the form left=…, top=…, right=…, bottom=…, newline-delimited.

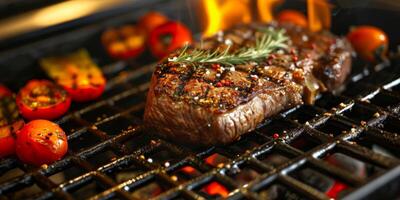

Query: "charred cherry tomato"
left=40, top=49, right=106, bottom=102
left=139, top=11, right=169, bottom=33
left=16, top=120, right=67, bottom=166
left=0, top=84, right=12, bottom=98
left=148, top=21, right=193, bottom=59
left=277, top=10, right=308, bottom=28
left=0, top=96, right=24, bottom=158
left=16, top=80, right=71, bottom=120
left=347, top=26, right=388, bottom=62
left=101, top=25, right=146, bottom=60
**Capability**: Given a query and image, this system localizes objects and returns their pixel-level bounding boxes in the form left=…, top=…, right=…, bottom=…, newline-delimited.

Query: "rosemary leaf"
left=169, top=28, right=289, bottom=66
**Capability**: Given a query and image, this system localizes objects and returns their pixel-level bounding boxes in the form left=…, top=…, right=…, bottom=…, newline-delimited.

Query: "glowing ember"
left=205, top=153, right=229, bottom=167
left=205, top=153, right=217, bottom=165
left=325, top=181, right=348, bottom=199
left=181, top=166, right=196, bottom=174
left=203, top=181, right=229, bottom=197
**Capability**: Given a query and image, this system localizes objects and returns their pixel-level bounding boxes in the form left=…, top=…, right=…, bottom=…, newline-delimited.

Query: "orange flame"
left=257, top=0, right=283, bottom=23
left=201, top=0, right=252, bottom=37
left=307, top=0, right=332, bottom=31
left=200, top=0, right=331, bottom=36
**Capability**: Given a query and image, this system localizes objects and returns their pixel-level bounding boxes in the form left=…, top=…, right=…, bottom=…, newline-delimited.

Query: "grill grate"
left=1, top=54, right=400, bottom=199
left=0, top=28, right=400, bottom=199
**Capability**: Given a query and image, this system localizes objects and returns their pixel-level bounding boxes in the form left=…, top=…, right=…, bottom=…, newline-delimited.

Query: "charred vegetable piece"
left=277, top=10, right=308, bottom=28
left=148, top=21, right=193, bottom=59
left=16, top=120, right=68, bottom=166
left=16, top=80, right=71, bottom=120
left=101, top=25, right=146, bottom=60
left=40, top=49, right=106, bottom=102
left=347, top=26, right=388, bottom=62
left=0, top=96, right=24, bottom=158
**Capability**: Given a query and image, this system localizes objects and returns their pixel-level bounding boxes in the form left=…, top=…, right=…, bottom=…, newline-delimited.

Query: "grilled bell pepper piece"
left=148, top=21, right=193, bottom=59
left=101, top=25, right=146, bottom=60
left=40, top=49, right=106, bottom=102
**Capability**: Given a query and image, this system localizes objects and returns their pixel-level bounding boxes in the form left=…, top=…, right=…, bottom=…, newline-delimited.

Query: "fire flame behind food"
left=200, top=0, right=331, bottom=36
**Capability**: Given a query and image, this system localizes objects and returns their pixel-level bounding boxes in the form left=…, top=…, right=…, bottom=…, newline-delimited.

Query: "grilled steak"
left=144, top=22, right=352, bottom=146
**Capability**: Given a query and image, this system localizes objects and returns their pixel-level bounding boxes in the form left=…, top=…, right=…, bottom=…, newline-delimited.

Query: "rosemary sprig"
left=168, top=28, right=289, bottom=66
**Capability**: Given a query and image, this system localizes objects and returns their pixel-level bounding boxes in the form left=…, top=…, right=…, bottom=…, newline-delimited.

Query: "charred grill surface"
left=144, top=23, right=352, bottom=146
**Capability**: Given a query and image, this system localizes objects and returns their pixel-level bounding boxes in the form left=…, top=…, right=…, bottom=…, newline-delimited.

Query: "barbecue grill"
left=0, top=0, right=399, bottom=199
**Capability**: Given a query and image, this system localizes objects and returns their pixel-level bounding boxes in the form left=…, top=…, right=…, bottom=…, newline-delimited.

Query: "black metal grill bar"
left=278, top=175, right=330, bottom=200
left=307, top=157, right=364, bottom=186
left=365, top=127, right=400, bottom=147
left=341, top=165, right=400, bottom=200
left=0, top=57, right=400, bottom=200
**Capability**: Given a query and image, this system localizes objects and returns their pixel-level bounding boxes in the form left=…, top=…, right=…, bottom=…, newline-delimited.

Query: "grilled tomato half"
left=0, top=96, right=24, bottom=158
left=277, top=10, right=308, bottom=28
left=16, top=120, right=67, bottom=166
left=102, top=25, right=147, bottom=60
left=139, top=11, right=169, bottom=34
left=347, top=26, right=388, bottom=62
left=40, top=49, right=106, bottom=102
left=17, top=80, right=71, bottom=120
left=148, top=21, right=193, bottom=59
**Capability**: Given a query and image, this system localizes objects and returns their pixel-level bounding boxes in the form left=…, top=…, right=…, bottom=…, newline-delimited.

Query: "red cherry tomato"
left=101, top=25, right=147, bottom=60
left=16, top=120, right=68, bottom=166
left=0, top=84, right=12, bottom=98
left=40, top=49, right=107, bottom=102
left=138, top=12, right=169, bottom=34
left=16, top=80, right=71, bottom=120
left=0, top=96, right=24, bottom=158
left=347, top=26, right=388, bottom=62
left=148, top=21, right=193, bottom=59
left=277, top=10, right=308, bottom=28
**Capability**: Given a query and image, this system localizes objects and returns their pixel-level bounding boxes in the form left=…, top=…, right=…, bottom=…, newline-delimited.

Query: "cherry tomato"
left=138, top=11, right=169, bottom=33
left=101, top=25, right=146, bottom=60
left=16, top=120, right=68, bottom=166
left=0, top=84, right=12, bottom=98
left=347, top=26, right=388, bottom=62
left=277, top=10, right=308, bottom=28
left=148, top=21, right=193, bottom=59
left=0, top=96, right=24, bottom=158
left=40, top=49, right=106, bottom=102
left=16, top=80, right=71, bottom=120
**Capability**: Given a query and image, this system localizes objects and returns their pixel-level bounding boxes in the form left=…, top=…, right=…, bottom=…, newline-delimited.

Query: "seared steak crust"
left=144, top=22, right=352, bottom=146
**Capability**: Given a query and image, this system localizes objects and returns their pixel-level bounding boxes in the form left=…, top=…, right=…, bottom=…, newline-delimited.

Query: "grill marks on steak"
left=154, top=58, right=304, bottom=113
left=144, top=23, right=352, bottom=146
